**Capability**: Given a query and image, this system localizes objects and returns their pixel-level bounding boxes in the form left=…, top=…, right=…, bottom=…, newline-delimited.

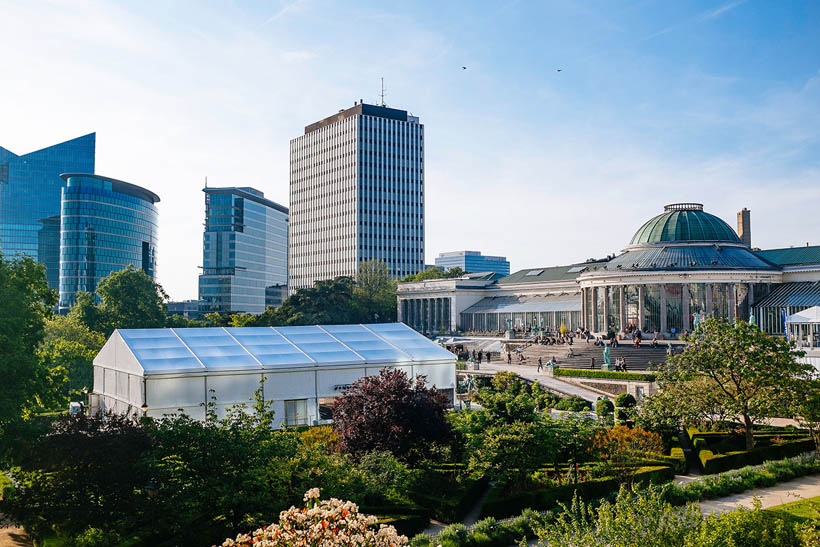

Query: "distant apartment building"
left=289, top=102, right=425, bottom=292
left=58, top=174, right=160, bottom=311
left=167, top=300, right=205, bottom=321
left=198, top=187, right=288, bottom=314
left=0, top=133, right=96, bottom=289
left=435, top=250, right=510, bottom=277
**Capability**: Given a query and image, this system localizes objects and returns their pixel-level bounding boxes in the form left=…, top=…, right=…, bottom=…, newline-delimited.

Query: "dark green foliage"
left=479, top=466, right=674, bottom=519
left=554, top=396, right=592, bottom=412
left=697, top=439, right=815, bottom=474
left=0, top=253, right=58, bottom=429
left=614, top=393, right=636, bottom=408
left=401, top=266, right=466, bottom=283
left=595, top=399, right=614, bottom=416
left=553, top=368, right=656, bottom=381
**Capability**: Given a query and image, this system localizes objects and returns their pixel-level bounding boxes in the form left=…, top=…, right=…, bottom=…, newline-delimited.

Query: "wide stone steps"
left=517, top=341, right=671, bottom=371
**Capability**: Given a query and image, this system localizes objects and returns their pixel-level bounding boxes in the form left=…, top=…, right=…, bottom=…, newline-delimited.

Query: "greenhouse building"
left=91, top=323, right=456, bottom=428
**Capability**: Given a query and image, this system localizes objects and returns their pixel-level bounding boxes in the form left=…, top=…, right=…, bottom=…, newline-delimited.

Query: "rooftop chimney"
left=737, top=208, right=751, bottom=247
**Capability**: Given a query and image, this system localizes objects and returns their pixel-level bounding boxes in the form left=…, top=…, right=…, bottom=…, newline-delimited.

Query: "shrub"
left=595, top=399, right=614, bottom=416
left=698, top=439, right=815, bottom=474
left=614, top=393, right=636, bottom=408
left=218, top=488, right=408, bottom=547
left=554, top=396, right=592, bottom=412
left=554, top=369, right=656, bottom=381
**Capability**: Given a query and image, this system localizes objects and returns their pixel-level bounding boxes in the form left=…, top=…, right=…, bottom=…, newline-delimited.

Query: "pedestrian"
left=507, top=352, right=512, bottom=364
left=537, top=357, right=543, bottom=372
left=590, top=357, right=595, bottom=369
left=486, top=351, right=491, bottom=363
left=622, top=358, right=628, bottom=373
left=478, top=350, right=483, bottom=363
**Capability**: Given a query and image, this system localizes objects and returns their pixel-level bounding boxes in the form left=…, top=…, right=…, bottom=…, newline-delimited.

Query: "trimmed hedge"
left=410, top=509, right=549, bottom=547
left=664, top=453, right=820, bottom=505
left=478, top=465, right=674, bottom=519
left=643, top=450, right=687, bottom=474
left=554, top=369, right=656, bottom=382
left=698, top=439, right=816, bottom=474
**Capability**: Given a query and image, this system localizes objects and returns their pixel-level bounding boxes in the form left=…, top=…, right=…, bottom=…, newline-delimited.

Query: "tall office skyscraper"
left=58, top=174, right=160, bottom=312
left=0, top=133, right=95, bottom=289
left=198, top=187, right=288, bottom=315
left=289, top=102, right=424, bottom=292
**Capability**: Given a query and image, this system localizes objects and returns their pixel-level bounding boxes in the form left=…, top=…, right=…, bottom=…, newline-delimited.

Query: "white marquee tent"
left=91, top=323, right=456, bottom=428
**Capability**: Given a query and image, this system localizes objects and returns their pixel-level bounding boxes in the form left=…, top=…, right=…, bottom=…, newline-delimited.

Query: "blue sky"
left=1, top=0, right=818, bottom=299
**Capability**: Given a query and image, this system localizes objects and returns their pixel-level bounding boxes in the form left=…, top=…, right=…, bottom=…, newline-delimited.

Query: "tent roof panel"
left=110, top=323, right=452, bottom=375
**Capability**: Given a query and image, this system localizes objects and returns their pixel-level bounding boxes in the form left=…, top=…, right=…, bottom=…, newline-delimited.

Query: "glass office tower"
left=0, top=133, right=95, bottom=289
left=435, top=251, right=510, bottom=276
left=198, top=187, right=288, bottom=315
left=289, top=102, right=425, bottom=293
left=58, top=174, right=160, bottom=311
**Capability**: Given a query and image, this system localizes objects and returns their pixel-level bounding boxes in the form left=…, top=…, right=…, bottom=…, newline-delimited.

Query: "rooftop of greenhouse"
left=100, top=323, right=455, bottom=375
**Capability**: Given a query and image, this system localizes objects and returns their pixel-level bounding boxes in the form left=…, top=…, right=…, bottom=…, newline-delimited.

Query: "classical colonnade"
left=581, top=282, right=752, bottom=336
left=399, top=297, right=452, bottom=334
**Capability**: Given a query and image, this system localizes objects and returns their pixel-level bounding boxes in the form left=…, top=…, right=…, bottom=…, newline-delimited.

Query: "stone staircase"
left=518, top=341, right=674, bottom=371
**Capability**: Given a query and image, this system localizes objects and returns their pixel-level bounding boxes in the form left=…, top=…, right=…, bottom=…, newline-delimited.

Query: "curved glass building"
left=58, top=174, right=160, bottom=312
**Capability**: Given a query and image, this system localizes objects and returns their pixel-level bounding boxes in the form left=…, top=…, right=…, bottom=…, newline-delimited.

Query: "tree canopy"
left=400, top=266, right=466, bottom=283
left=658, top=317, right=810, bottom=449
left=0, top=253, right=58, bottom=428
left=332, top=368, right=451, bottom=461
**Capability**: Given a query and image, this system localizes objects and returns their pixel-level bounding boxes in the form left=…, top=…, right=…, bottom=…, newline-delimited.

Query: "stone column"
left=450, top=297, right=457, bottom=333
left=660, top=284, right=668, bottom=334
left=638, top=285, right=646, bottom=330
left=682, top=284, right=691, bottom=332
left=619, top=286, right=626, bottom=332
left=728, top=284, right=736, bottom=321
left=592, top=288, right=598, bottom=332
left=581, top=288, right=588, bottom=329
left=603, top=287, right=610, bottom=333
left=398, top=299, right=405, bottom=323
left=426, top=299, right=432, bottom=333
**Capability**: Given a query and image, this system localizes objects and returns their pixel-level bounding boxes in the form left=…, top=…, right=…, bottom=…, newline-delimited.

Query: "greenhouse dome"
left=629, top=203, right=742, bottom=246
left=91, top=323, right=456, bottom=428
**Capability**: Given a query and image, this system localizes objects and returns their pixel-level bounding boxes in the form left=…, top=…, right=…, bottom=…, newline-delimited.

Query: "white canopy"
left=786, top=306, right=820, bottom=324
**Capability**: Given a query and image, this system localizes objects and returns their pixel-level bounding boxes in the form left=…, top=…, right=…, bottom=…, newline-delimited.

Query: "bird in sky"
left=462, top=66, right=467, bottom=70
left=557, top=69, right=562, bottom=72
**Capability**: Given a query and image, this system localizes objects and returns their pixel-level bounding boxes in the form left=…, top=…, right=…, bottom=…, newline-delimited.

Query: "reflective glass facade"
left=58, top=174, right=159, bottom=311
left=435, top=251, right=510, bottom=276
left=198, top=187, right=288, bottom=315
left=0, top=134, right=95, bottom=289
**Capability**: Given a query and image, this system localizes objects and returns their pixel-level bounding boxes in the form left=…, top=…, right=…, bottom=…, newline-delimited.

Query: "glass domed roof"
left=630, top=203, right=741, bottom=246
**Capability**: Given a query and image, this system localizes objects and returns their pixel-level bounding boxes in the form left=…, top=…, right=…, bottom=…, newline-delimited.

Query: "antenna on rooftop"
left=205, top=176, right=208, bottom=188
left=379, top=77, right=386, bottom=107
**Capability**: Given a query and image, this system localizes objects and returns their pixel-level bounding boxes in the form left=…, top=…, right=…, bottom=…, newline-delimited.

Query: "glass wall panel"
left=607, top=287, right=621, bottom=333
left=644, top=285, right=661, bottom=333
left=625, top=285, right=639, bottom=328
left=595, top=287, right=605, bottom=332
left=585, top=289, right=594, bottom=330
left=689, top=283, right=708, bottom=327
left=712, top=283, right=730, bottom=319
left=666, top=284, right=682, bottom=335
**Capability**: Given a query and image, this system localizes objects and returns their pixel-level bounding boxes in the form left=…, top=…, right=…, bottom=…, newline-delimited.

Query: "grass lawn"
left=765, top=495, right=820, bottom=523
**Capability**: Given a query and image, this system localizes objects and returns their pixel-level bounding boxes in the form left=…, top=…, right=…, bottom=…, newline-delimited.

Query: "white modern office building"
left=90, top=323, right=456, bottom=429
left=435, top=251, right=511, bottom=277
left=289, top=102, right=425, bottom=293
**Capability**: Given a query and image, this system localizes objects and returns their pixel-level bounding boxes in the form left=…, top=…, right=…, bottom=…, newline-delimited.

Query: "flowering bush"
left=218, top=488, right=408, bottom=547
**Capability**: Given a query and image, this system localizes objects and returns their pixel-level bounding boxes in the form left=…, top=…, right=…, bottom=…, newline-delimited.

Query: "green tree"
left=789, top=373, right=820, bottom=457
left=659, top=318, right=809, bottom=450
left=354, top=259, right=397, bottom=322
left=254, top=277, right=359, bottom=326
left=67, top=291, right=104, bottom=333
left=400, top=266, right=465, bottom=283
left=38, top=315, right=105, bottom=403
left=95, top=265, right=167, bottom=334
left=0, top=253, right=58, bottom=427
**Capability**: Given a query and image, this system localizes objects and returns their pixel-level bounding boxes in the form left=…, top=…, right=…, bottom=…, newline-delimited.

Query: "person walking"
left=590, top=357, right=595, bottom=369
left=537, top=357, right=543, bottom=373
left=622, top=358, right=628, bottom=373
left=507, top=352, right=512, bottom=365
left=486, top=351, right=491, bottom=363
left=478, top=350, right=483, bottom=363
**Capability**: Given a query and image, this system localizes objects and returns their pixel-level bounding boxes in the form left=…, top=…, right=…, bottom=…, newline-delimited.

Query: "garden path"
left=698, top=475, right=820, bottom=515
